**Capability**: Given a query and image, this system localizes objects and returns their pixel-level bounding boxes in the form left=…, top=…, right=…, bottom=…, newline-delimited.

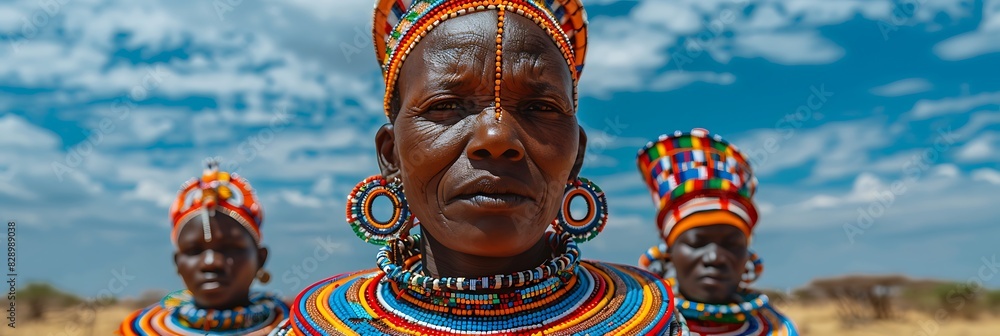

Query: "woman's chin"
left=440, top=230, right=541, bottom=258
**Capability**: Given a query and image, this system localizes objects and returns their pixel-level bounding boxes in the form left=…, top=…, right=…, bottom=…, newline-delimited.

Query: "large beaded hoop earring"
left=741, top=250, right=764, bottom=288
left=552, top=177, right=608, bottom=243
left=346, top=175, right=414, bottom=246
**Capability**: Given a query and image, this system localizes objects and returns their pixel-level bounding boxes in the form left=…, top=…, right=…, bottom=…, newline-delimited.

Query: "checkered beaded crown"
left=636, top=128, right=759, bottom=242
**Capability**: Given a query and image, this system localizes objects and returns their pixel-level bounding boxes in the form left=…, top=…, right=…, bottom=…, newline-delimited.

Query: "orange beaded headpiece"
left=373, top=0, right=589, bottom=119
left=169, top=161, right=264, bottom=247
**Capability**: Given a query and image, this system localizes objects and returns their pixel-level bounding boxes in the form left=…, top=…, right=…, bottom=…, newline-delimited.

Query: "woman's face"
left=670, top=224, right=749, bottom=304
left=174, top=214, right=266, bottom=309
left=376, top=10, right=584, bottom=258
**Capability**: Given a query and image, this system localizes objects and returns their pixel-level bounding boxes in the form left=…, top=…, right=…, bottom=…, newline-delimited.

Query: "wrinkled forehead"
left=399, top=11, right=572, bottom=92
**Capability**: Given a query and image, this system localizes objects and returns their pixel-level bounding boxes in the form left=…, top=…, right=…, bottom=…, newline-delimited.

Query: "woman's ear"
left=257, top=246, right=269, bottom=269
left=569, top=125, right=588, bottom=181
left=375, top=123, right=401, bottom=179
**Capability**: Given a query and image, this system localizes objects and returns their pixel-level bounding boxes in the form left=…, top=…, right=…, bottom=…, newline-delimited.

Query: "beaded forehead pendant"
left=374, top=0, right=588, bottom=121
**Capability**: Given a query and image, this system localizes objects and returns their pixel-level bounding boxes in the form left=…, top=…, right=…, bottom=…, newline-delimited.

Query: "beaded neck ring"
left=117, top=289, right=288, bottom=335
left=377, top=230, right=580, bottom=292
left=166, top=290, right=281, bottom=331
left=669, top=282, right=771, bottom=324
left=373, top=0, right=588, bottom=119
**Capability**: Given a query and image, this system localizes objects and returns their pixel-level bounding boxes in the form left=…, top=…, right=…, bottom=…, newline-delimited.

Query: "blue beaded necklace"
left=164, top=290, right=283, bottom=331
left=673, top=285, right=770, bottom=324
left=377, top=231, right=580, bottom=292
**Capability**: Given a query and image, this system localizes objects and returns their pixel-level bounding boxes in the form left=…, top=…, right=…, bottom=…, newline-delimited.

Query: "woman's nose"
left=467, top=109, right=525, bottom=161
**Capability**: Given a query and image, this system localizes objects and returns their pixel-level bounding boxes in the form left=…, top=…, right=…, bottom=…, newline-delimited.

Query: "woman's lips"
left=453, top=193, right=530, bottom=209
left=199, top=273, right=226, bottom=291
left=201, top=281, right=222, bottom=290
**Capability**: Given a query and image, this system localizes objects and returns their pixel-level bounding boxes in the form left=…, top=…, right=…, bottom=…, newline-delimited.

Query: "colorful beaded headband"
left=169, top=161, right=264, bottom=247
left=636, top=128, right=759, bottom=245
left=372, top=0, right=589, bottom=119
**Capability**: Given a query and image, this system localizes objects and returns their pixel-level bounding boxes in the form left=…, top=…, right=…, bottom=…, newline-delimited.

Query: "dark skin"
left=375, top=11, right=587, bottom=278
left=669, top=224, right=749, bottom=304
left=174, top=214, right=267, bottom=309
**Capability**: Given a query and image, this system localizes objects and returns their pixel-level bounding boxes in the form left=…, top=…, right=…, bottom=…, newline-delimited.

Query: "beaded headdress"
left=169, top=160, right=264, bottom=247
left=636, top=128, right=759, bottom=246
left=372, top=0, right=589, bottom=119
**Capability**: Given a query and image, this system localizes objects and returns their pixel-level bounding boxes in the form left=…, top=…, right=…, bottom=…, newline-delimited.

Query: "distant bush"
left=985, top=289, right=1000, bottom=314
left=16, top=282, right=84, bottom=320
left=934, top=282, right=981, bottom=320
left=757, top=288, right=790, bottom=306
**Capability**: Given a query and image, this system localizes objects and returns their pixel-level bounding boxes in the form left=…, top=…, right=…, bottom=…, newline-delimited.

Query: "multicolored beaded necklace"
left=118, top=289, right=289, bottom=336
left=274, top=231, right=680, bottom=335
left=669, top=280, right=797, bottom=336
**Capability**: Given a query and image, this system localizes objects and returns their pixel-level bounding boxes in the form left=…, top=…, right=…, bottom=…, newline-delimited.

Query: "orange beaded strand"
left=494, top=7, right=505, bottom=122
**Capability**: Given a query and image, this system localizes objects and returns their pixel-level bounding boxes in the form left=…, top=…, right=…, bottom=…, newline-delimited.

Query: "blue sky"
left=2, top=0, right=999, bottom=300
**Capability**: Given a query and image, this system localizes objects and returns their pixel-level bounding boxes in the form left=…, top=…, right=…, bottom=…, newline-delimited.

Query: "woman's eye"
left=526, top=103, right=557, bottom=112
left=685, top=239, right=708, bottom=248
left=430, top=102, right=460, bottom=111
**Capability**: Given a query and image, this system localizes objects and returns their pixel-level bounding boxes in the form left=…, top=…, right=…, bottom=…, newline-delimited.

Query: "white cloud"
left=279, top=190, right=324, bottom=208
left=579, top=15, right=676, bottom=97
left=955, top=110, right=1000, bottom=139
left=934, top=30, right=1000, bottom=60
left=124, top=179, right=175, bottom=207
left=0, top=113, right=61, bottom=149
left=956, top=132, right=998, bottom=162
left=934, top=0, right=1000, bottom=60
left=797, top=173, right=890, bottom=210
left=632, top=1, right=703, bottom=35
left=650, top=71, right=735, bottom=91
left=972, top=168, right=1000, bottom=185
left=732, top=119, right=891, bottom=182
left=732, top=31, right=845, bottom=65
left=758, top=164, right=999, bottom=233
left=904, top=91, right=1000, bottom=120
left=870, top=78, right=933, bottom=97
left=311, top=175, right=335, bottom=195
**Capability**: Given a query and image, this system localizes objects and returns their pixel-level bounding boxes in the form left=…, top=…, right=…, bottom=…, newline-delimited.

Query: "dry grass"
left=781, top=302, right=1000, bottom=336
left=8, top=303, right=1000, bottom=335
left=7, top=305, right=134, bottom=336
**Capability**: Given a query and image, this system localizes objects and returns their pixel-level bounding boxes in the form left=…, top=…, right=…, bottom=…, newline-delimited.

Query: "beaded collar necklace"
left=670, top=282, right=770, bottom=324
left=377, top=231, right=580, bottom=292
left=163, top=290, right=281, bottom=331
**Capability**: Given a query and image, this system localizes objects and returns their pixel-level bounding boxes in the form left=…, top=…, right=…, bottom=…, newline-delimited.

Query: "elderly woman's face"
left=670, top=224, right=749, bottom=304
left=377, top=11, right=583, bottom=257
